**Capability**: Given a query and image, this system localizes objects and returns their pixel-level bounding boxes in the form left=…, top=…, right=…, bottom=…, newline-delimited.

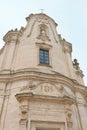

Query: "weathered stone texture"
left=0, top=13, right=87, bottom=130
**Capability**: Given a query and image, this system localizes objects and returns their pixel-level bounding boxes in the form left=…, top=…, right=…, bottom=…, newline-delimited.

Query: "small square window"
left=39, top=49, right=49, bottom=64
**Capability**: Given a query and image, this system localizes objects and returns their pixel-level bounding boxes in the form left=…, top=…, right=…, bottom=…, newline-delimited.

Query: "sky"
left=0, top=0, right=87, bottom=85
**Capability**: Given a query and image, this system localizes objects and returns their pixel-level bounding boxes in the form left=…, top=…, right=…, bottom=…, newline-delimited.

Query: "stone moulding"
left=36, top=42, right=52, bottom=49
left=15, top=92, right=75, bottom=105
left=0, top=70, right=86, bottom=95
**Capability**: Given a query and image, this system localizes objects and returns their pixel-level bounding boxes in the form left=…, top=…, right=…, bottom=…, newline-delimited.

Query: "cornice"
left=0, top=69, right=86, bottom=94
left=36, top=42, right=52, bottom=49
left=0, top=68, right=74, bottom=84
left=15, top=92, right=75, bottom=105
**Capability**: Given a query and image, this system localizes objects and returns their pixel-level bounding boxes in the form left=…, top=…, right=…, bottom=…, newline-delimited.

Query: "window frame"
left=39, top=49, right=49, bottom=65
left=36, top=42, right=52, bottom=67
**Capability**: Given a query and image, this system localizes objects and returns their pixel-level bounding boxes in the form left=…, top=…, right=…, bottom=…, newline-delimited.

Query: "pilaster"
left=2, top=29, right=20, bottom=70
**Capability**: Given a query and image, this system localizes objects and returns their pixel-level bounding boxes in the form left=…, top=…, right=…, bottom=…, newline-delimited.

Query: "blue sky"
left=0, top=0, right=87, bottom=85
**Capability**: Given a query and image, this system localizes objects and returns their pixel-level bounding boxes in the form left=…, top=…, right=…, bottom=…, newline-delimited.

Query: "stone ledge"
left=15, top=92, right=75, bottom=105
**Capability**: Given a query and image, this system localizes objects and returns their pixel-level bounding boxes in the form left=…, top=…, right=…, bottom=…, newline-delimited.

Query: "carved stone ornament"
left=37, top=15, right=49, bottom=24
left=15, top=93, right=30, bottom=130
left=73, top=59, right=80, bottom=70
left=37, top=24, right=50, bottom=41
left=18, top=83, right=75, bottom=105
left=20, top=81, right=36, bottom=91
left=65, top=103, right=73, bottom=128
left=73, top=59, right=84, bottom=77
left=3, top=29, right=20, bottom=43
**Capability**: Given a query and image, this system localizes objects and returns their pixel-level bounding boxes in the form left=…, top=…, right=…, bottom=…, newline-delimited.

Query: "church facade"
left=0, top=13, right=87, bottom=130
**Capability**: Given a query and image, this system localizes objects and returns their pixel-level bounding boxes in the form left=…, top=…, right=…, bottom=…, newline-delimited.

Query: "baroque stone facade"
left=0, top=13, right=87, bottom=130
